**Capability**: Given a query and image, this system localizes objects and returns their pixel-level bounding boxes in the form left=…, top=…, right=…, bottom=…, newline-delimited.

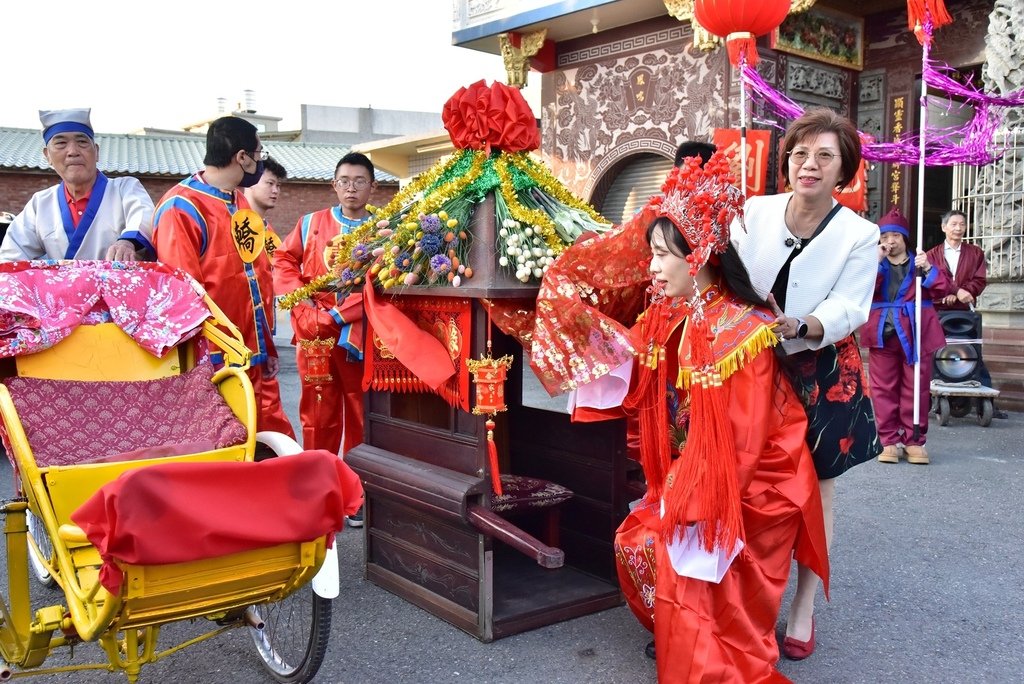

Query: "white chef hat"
left=39, top=108, right=94, bottom=144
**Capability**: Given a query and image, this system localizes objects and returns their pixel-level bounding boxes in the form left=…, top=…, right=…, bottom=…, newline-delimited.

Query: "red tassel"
left=661, top=316, right=743, bottom=553
left=726, top=34, right=758, bottom=68
left=907, top=0, right=953, bottom=34
left=486, top=419, right=503, bottom=496
left=623, top=301, right=676, bottom=500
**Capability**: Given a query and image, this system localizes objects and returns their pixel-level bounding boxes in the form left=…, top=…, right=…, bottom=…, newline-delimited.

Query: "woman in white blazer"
left=731, top=108, right=881, bottom=661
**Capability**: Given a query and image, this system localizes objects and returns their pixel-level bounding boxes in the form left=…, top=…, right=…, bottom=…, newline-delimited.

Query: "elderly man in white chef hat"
left=0, top=108, right=154, bottom=262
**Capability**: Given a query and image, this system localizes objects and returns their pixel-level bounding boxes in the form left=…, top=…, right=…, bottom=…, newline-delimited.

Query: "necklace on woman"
left=785, top=197, right=831, bottom=248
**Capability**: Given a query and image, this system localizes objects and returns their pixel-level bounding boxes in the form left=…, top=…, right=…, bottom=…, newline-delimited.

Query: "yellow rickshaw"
left=0, top=260, right=357, bottom=682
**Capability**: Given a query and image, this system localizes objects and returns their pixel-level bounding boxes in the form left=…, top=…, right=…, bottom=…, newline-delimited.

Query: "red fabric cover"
left=529, top=204, right=655, bottom=396
left=71, top=450, right=364, bottom=595
left=441, top=80, right=540, bottom=153
left=491, top=474, right=573, bottom=514
left=360, top=283, right=455, bottom=391
left=4, top=361, right=247, bottom=467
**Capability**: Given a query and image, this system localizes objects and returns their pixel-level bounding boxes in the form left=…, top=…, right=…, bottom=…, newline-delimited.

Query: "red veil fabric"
left=528, top=205, right=657, bottom=395
left=72, top=450, right=364, bottom=595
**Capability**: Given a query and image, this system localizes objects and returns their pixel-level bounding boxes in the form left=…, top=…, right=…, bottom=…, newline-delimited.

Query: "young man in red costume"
left=243, top=155, right=288, bottom=258
left=153, top=116, right=294, bottom=438
left=274, top=153, right=375, bottom=525
left=547, top=153, right=828, bottom=682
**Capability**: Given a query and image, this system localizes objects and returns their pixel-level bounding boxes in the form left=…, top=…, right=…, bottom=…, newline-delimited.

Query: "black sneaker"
left=644, top=640, right=656, bottom=660
left=346, top=506, right=364, bottom=528
left=994, top=409, right=1009, bottom=419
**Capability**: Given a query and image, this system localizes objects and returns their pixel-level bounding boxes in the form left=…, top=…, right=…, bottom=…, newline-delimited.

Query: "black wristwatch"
left=795, top=318, right=809, bottom=339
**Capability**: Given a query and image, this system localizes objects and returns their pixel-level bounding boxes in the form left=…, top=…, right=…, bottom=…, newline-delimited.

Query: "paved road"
left=5, top=328, right=1023, bottom=683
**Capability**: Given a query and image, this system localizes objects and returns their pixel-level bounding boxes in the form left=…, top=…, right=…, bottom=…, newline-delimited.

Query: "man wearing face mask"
left=153, top=116, right=294, bottom=437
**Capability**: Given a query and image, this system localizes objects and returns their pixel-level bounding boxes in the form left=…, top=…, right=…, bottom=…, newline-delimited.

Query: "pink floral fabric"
left=0, top=260, right=210, bottom=358
left=4, top=360, right=248, bottom=467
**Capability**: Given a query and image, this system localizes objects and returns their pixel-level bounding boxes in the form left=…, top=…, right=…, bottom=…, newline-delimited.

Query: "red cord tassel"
left=661, top=316, right=743, bottom=553
left=623, top=301, right=675, bottom=500
left=726, top=34, right=758, bottom=68
left=907, top=0, right=953, bottom=33
left=486, top=419, right=503, bottom=496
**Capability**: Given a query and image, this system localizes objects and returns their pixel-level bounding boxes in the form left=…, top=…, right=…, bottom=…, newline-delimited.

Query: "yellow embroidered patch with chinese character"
left=231, top=208, right=266, bottom=263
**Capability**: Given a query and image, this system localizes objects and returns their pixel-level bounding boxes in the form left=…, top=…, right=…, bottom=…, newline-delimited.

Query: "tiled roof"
left=0, top=128, right=397, bottom=184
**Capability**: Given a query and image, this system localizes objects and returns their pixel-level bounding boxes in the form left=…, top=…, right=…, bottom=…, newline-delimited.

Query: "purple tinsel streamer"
left=741, top=58, right=1024, bottom=167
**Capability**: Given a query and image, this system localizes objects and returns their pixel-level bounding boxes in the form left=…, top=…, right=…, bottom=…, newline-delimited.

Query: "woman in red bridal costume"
left=544, top=153, right=828, bottom=682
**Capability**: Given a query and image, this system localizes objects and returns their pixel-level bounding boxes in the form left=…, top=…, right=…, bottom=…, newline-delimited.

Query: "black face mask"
left=238, top=158, right=264, bottom=188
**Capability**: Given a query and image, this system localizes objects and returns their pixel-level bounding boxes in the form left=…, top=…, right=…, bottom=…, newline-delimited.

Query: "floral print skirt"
left=614, top=497, right=659, bottom=633
left=777, top=334, right=882, bottom=479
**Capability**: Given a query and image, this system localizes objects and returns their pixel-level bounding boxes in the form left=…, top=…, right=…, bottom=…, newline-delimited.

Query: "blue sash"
left=59, top=173, right=108, bottom=259
left=871, top=259, right=934, bottom=364
left=335, top=209, right=368, bottom=361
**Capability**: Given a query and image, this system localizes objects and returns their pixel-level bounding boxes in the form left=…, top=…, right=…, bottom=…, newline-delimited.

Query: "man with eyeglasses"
left=0, top=108, right=154, bottom=262
left=275, top=153, right=376, bottom=524
left=153, top=116, right=295, bottom=439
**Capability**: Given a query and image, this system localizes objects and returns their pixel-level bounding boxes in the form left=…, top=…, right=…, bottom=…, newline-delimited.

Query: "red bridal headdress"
left=650, top=150, right=744, bottom=277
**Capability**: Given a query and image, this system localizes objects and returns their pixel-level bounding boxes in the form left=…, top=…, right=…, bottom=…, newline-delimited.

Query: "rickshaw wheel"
left=249, top=587, right=331, bottom=683
left=26, top=510, right=56, bottom=588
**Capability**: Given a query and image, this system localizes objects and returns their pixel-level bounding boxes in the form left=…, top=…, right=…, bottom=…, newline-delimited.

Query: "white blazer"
left=0, top=175, right=154, bottom=261
left=731, top=192, right=879, bottom=354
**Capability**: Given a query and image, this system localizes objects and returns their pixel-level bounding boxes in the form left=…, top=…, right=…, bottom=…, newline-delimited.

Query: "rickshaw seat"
left=4, top=358, right=248, bottom=468
left=0, top=262, right=344, bottom=644
left=67, top=450, right=357, bottom=630
left=14, top=322, right=183, bottom=382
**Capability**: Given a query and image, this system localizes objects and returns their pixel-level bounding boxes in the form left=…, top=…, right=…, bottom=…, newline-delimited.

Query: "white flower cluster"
left=498, top=219, right=556, bottom=283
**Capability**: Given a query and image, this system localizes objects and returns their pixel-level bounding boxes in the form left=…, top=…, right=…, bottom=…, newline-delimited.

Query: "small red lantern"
left=468, top=353, right=514, bottom=495
left=299, top=337, right=334, bottom=385
left=468, top=355, right=513, bottom=415
left=694, top=0, right=791, bottom=67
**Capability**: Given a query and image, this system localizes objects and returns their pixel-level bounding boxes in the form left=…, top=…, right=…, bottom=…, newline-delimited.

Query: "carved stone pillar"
left=975, top=0, right=1024, bottom=324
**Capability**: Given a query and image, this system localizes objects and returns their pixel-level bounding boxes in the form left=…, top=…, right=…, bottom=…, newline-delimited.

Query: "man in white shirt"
left=926, top=210, right=987, bottom=311
left=925, top=210, right=1006, bottom=417
left=0, top=108, right=154, bottom=262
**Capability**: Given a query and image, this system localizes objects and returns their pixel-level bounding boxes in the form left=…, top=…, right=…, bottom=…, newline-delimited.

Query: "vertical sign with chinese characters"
left=888, top=95, right=907, bottom=210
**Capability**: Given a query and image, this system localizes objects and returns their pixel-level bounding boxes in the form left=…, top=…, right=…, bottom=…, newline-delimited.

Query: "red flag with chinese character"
left=833, top=159, right=867, bottom=212
left=713, top=128, right=771, bottom=198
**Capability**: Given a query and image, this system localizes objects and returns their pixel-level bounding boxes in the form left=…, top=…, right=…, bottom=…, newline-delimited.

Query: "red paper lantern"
left=694, top=0, right=791, bottom=67
left=469, top=355, right=513, bottom=415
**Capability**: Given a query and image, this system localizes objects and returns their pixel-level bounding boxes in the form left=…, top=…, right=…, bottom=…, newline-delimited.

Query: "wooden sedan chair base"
left=347, top=385, right=628, bottom=642
left=346, top=196, right=634, bottom=642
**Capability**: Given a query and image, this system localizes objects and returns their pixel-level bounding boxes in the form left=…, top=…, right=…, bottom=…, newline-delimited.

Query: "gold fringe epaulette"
left=676, top=296, right=779, bottom=390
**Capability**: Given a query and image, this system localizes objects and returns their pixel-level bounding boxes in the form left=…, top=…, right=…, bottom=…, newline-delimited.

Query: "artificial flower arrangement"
left=279, top=80, right=609, bottom=308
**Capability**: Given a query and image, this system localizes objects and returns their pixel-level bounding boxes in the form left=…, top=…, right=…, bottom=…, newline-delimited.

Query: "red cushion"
left=491, top=474, right=573, bottom=514
left=71, top=450, right=364, bottom=595
left=4, top=361, right=247, bottom=467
